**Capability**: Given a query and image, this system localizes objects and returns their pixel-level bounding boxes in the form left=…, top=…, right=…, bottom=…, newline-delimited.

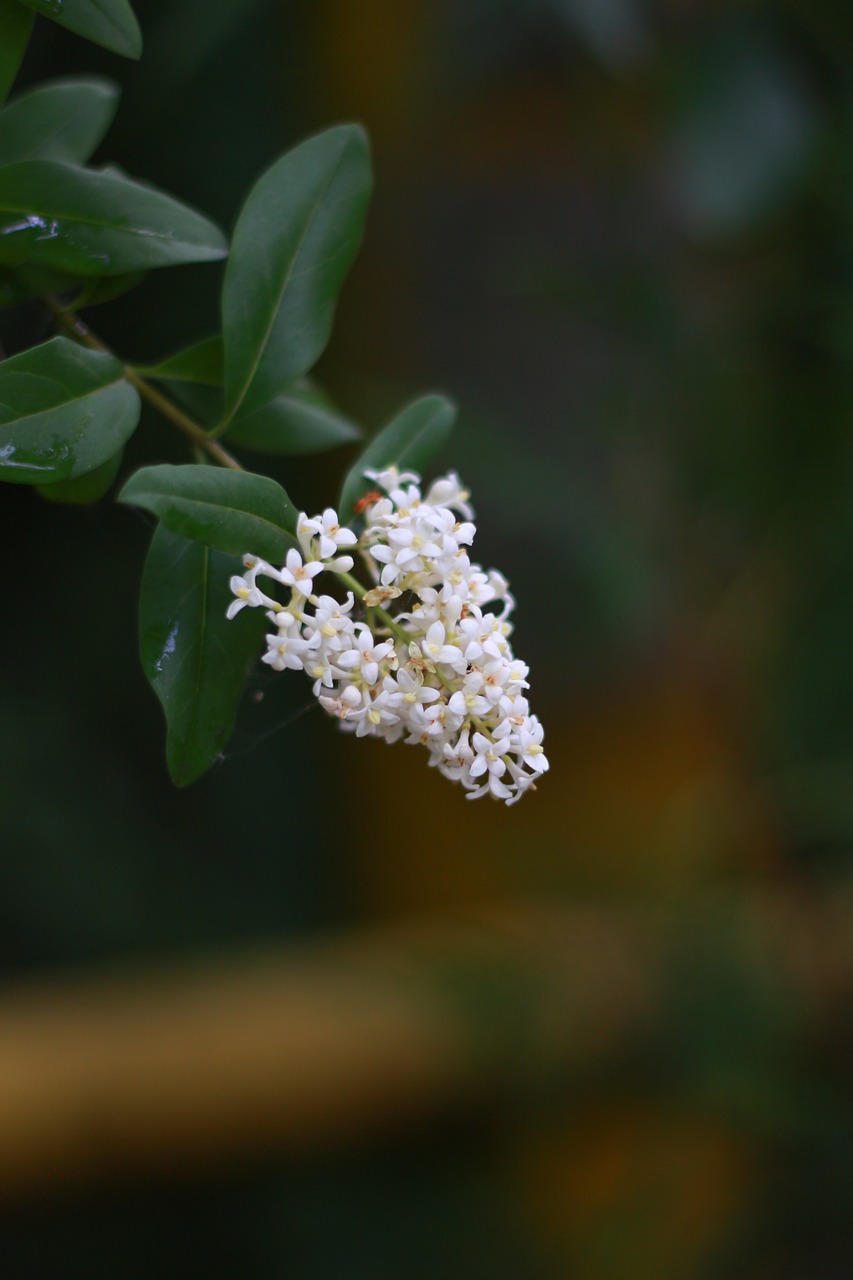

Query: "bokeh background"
left=1, top=0, right=852, bottom=1275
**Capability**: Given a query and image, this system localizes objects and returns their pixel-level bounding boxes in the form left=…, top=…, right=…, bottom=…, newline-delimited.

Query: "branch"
left=44, top=298, right=243, bottom=471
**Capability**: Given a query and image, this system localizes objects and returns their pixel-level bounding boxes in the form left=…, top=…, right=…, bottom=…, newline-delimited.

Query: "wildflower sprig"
left=0, top=4, right=547, bottom=791
left=227, top=465, right=548, bottom=804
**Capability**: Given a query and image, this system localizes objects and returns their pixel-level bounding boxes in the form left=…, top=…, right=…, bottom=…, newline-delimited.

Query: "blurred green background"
left=1, top=0, right=852, bottom=1275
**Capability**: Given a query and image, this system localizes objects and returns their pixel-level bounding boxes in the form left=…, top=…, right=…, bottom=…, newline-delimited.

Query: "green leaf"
left=0, top=161, right=228, bottom=275
left=0, top=0, right=34, bottom=105
left=0, top=77, right=119, bottom=165
left=36, top=445, right=122, bottom=503
left=146, top=352, right=361, bottom=456
left=136, top=335, right=223, bottom=385
left=0, top=263, right=145, bottom=308
left=0, top=336, right=140, bottom=483
left=74, top=268, right=146, bottom=306
left=18, top=0, right=142, bottom=60
left=339, top=393, right=457, bottom=519
left=0, top=261, right=79, bottom=306
left=118, top=463, right=298, bottom=563
left=160, top=381, right=221, bottom=428
left=139, top=524, right=266, bottom=786
left=222, top=123, right=371, bottom=423
left=225, top=380, right=361, bottom=455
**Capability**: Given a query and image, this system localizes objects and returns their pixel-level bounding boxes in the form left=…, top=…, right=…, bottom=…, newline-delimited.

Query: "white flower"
left=424, top=472, right=474, bottom=520
left=421, top=620, right=467, bottom=673
left=416, top=697, right=465, bottom=739
left=384, top=667, right=440, bottom=710
left=469, top=729, right=509, bottom=782
left=350, top=687, right=402, bottom=737
left=336, top=624, right=395, bottom=687
left=447, top=680, right=491, bottom=719
left=467, top=771, right=513, bottom=802
left=297, top=507, right=358, bottom=561
left=364, top=464, right=420, bottom=491
left=278, top=548, right=325, bottom=597
left=318, top=685, right=362, bottom=718
left=513, top=717, right=549, bottom=773
left=225, top=465, right=547, bottom=805
left=440, top=729, right=476, bottom=783
left=261, top=625, right=313, bottom=672
left=226, top=574, right=282, bottom=620
left=301, top=593, right=355, bottom=648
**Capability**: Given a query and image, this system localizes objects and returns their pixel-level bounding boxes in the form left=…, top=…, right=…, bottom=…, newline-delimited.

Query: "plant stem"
left=43, top=298, right=242, bottom=471
left=333, top=569, right=368, bottom=599
left=333, top=568, right=410, bottom=639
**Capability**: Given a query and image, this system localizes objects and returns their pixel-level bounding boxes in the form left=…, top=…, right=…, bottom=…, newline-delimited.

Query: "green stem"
left=333, top=568, right=410, bottom=640
left=44, top=298, right=242, bottom=471
left=334, top=569, right=370, bottom=600
left=375, top=605, right=409, bottom=639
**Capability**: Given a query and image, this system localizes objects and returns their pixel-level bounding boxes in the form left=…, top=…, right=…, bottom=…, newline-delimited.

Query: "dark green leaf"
left=0, top=160, right=228, bottom=275
left=0, top=261, right=79, bottom=306
left=0, top=263, right=145, bottom=308
left=0, top=336, right=140, bottom=483
left=226, top=379, right=361, bottom=455
left=339, top=394, right=456, bottom=519
left=136, top=335, right=223, bottom=385
left=0, top=0, right=33, bottom=105
left=0, top=77, right=119, bottom=165
left=161, top=380, right=221, bottom=428
left=139, top=524, right=266, bottom=786
left=36, top=445, right=122, bottom=503
left=18, top=0, right=142, bottom=60
left=155, top=368, right=361, bottom=457
left=118, top=463, right=298, bottom=563
left=222, top=123, right=371, bottom=422
left=74, top=268, right=146, bottom=306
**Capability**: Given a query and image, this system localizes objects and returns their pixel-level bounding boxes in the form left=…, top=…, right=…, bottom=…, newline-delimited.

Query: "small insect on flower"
left=353, top=489, right=382, bottom=515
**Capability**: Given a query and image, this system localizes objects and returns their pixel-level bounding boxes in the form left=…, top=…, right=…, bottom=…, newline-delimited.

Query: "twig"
left=44, top=297, right=243, bottom=471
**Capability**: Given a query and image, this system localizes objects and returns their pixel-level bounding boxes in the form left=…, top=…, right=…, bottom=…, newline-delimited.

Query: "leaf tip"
left=124, top=19, right=143, bottom=61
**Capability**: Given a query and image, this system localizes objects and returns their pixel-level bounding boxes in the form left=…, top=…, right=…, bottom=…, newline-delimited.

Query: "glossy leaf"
left=139, top=524, right=266, bottom=786
left=0, top=161, right=228, bottom=275
left=136, top=335, right=223, bottom=385
left=0, top=0, right=33, bottom=105
left=18, top=0, right=142, bottom=60
left=150, top=359, right=361, bottom=456
left=0, top=77, right=119, bottom=166
left=222, top=123, right=371, bottom=422
left=118, top=463, right=298, bottom=563
left=36, top=446, right=122, bottom=503
left=161, top=381, right=221, bottom=429
left=0, top=336, right=140, bottom=484
left=226, top=380, right=361, bottom=455
left=339, top=394, right=456, bottom=519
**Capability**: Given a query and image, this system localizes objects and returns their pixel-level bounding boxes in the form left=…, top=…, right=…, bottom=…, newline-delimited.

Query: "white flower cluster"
left=227, top=466, right=548, bottom=804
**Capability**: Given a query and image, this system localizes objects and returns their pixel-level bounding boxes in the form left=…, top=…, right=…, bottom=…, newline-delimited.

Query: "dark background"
left=1, top=1, right=852, bottom=1275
